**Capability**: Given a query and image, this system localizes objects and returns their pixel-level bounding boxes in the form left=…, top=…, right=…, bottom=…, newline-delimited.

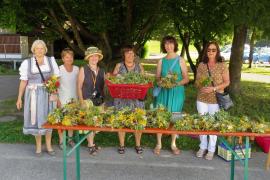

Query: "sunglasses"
left=207, top=48, right=217, bottom=53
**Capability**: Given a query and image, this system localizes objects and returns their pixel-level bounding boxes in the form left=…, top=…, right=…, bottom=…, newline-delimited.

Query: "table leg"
left=63, top=130, right=67, bottom=180
left=75, top=130, right=80, bottom=180
left=244, top=137, right=249, bottom=180
left=266, top=147, right=270, bottom=170
left=230, top=137, right=236, bottom=180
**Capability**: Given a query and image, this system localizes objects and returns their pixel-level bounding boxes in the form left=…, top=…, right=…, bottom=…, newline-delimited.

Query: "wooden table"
left=43, top=123, right=270, bottom=180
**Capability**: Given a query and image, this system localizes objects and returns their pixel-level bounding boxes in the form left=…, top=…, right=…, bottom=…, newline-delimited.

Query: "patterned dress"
left=21, top=57, right=59, bottom=135
left=114, top=62, right=144, bottom=110
left=155, top=57, right=185, bottom=112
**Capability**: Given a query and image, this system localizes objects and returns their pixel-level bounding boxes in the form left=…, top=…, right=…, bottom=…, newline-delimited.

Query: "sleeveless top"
left=155, top=56, right=185, bottom=112
left=82, top=65, right=105, bottom=100
left=114, top=61, right=144, bottom=110
left=118, top=61, right=141, bottom=74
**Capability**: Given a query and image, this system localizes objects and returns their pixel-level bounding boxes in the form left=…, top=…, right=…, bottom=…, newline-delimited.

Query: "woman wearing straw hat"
left=78, top=46, right=105, bottom=155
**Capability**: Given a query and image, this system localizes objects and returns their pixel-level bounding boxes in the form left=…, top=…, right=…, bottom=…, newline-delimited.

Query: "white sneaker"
left=196, top=149, right=207, bottom=158
left=205, top=152, right=214, bottom=160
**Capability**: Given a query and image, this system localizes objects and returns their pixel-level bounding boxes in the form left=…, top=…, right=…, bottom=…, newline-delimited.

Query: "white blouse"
left=19, top=56, right=60, bottom=80
left=58, top=65, right=79, bottom=105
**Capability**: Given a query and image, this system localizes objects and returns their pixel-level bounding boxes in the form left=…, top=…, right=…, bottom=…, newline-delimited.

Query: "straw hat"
left=84, top=46, right=103, bottom=61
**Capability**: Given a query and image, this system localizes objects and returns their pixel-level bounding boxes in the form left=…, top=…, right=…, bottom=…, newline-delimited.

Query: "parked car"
left=254, top=47, right=270, bottom=64
left=220, top=44, right=250, bottom=61
left=243, top=49, right=259, bottom=64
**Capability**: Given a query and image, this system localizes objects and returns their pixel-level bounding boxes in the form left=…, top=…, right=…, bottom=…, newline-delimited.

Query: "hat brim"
left=84, top=53, right=103, bottom=61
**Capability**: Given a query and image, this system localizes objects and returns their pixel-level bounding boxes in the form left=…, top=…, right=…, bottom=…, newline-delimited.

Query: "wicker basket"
left=105, top=79, right=153, bottom=100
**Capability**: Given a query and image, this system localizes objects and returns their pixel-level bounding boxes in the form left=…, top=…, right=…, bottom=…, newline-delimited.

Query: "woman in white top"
left=16, top=40, right=60, bottom=156
left=57, top=48, right=79, bottom=149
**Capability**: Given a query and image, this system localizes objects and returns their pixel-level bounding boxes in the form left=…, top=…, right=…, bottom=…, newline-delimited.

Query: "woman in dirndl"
left=16, top=40, right=60, bottom=156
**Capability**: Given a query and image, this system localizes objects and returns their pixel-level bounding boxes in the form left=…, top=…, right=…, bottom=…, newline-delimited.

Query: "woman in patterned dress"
left=112, top=45, right=145, bottom=154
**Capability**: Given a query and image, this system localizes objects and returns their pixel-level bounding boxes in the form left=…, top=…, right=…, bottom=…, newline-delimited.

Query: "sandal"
left=88, top=146, right=97, bottom=155
left=171, top=146, right=181, bottom=155
left=196, top=149, right=207, bottom=158
left=118, top=146, right=125, bottom=154
left=153, top=145, right=161, bottom=155
left=135, top=146, right=143, bottom=154
left=205, top=152, right=214, bottom=160
left=94, top=144, right=101, bottom=151
left=47, top=150, right=56, bottom=156
left=68, top=140, right=75, bottom=147
left=35, top=151, right=42, bottom=157
left=58, top=143, right=63, bottom=150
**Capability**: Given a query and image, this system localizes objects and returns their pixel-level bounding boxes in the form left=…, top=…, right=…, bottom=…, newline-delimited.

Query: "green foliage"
left=107, top=72, right=151, bottom=84
left=10, top=0, right=166, bottom=61
left=0, top=0, right=17, bottom=32
left=0, top=65, right=17, bottom=75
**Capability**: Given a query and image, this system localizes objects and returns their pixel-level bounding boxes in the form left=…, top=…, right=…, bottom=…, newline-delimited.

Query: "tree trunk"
left=176, top=27, right=196, bottom=80
left=180, top=32, right=189, bottom=57
left=229, top=24, right=248, bottom=94
left=248, top=27, right=256, bottom=68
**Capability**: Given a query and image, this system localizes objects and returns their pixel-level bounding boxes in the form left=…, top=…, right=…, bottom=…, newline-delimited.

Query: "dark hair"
left=201, top=41, right=223, bottom=63
left=161, top=36, right=179, bottom=53
left=121, top=44, right=135, bottom=59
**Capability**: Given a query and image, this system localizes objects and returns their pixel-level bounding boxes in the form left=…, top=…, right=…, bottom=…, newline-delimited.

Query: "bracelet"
left=213, top=87, right=217, bottom=92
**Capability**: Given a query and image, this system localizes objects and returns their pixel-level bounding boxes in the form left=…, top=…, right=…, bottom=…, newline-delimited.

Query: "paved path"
left=0, top=75, right=19, bottom=100
left=242, top=73, right=270, bottom=83
left=0, top=143, right=269, bottom=180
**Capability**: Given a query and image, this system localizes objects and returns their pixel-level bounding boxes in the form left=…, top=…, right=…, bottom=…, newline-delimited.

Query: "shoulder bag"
left=206, top=64, right=233, bottom=110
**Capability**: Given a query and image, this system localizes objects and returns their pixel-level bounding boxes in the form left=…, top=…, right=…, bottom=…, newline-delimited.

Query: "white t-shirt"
left=19, top=56, right=60, bottom=80
left=58, top=65, right=79, bottom=105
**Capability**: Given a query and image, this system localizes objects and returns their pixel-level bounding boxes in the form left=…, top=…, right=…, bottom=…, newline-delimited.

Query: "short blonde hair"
left=31, top=40, right=48, bottom=54
left=61, top=48, right=74, bottom=58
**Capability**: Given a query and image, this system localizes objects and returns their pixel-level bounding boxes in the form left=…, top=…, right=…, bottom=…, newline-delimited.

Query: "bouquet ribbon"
left=28, top=84, right=44, bottom=125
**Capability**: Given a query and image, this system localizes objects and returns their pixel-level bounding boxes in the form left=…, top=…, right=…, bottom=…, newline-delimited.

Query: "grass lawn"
left=242, top=64, right=270, bottom=76
left=0, top=80, right=269, bottom=151
left=0, top=65, right=18, bottom=75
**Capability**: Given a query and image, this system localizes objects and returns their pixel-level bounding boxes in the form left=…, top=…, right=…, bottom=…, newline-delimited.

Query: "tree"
left=165, top=0, right=230, bottom=80
left=228, top=0, right=270, bottom=94
left=12, top=0, right=166, bottom=66
left=0, top=0, right=18, bottom=32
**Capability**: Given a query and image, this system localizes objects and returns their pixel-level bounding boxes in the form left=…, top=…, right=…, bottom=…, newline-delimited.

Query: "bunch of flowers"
left=84, top=106, right=104, bottom=127
left=147, top=106, right=172, bottom=129
left=44, top=75, right=60, bottom=94
left=158, top=72, right=178, bottom=88
left=174, top=110, right=269, bottom=133
left=199, top=76, right=212, bottom=87
left=48, top=108, right=63, bottom=124
left=105, top=107, right=147, bottom=130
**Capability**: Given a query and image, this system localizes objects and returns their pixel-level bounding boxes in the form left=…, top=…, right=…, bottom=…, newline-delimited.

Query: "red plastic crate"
left=255, top=137, right=270, bottom=153
left=105, top=79, right=153, bottom=100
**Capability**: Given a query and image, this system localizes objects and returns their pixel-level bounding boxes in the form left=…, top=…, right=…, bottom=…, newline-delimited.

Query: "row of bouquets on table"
left=48, top=99, right=270, bottom=133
